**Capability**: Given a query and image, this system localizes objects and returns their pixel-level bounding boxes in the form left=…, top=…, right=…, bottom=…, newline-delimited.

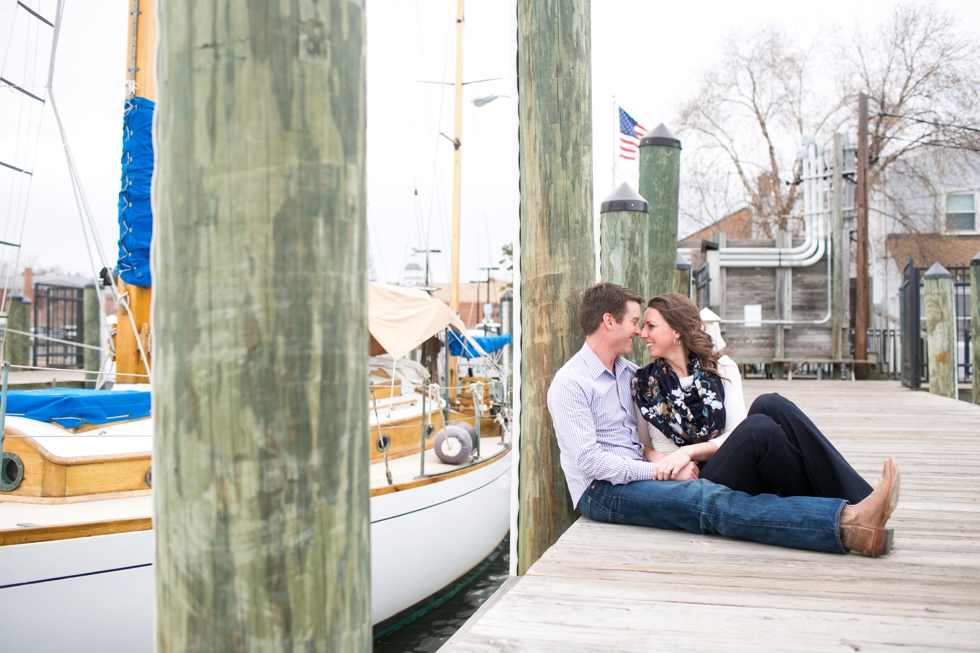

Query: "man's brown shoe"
left=840, top=459, right=900, bottom=557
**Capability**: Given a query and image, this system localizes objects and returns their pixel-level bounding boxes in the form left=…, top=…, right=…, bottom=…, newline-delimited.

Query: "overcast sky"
left=1, top=0, right=977, bottom=288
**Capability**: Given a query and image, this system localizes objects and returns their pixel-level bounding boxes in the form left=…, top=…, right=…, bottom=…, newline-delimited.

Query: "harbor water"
left=373, top=534, right=510, bottom=653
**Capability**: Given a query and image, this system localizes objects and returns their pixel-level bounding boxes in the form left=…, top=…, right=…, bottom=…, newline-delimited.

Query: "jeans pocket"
left=585, top=493, right=632, bottom=526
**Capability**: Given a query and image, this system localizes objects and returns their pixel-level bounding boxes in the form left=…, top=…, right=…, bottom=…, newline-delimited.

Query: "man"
left=546, top=282, right=898, bottom=557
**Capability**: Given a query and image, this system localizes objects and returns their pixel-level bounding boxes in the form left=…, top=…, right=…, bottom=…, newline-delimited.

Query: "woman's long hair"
left=646, top=293, right=723, bottom=377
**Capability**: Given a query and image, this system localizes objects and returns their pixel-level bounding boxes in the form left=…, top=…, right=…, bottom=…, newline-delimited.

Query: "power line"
left=877, top=112, right=980, bottom=135
left=878, top=134, right=980, bottom=153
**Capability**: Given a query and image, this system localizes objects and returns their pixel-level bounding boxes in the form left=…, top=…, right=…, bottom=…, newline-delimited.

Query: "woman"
left=632, top=292, right=884, bottom=507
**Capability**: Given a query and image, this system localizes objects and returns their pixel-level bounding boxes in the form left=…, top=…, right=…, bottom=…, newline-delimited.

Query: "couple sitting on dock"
left=547, top=282, right=900, bottom=558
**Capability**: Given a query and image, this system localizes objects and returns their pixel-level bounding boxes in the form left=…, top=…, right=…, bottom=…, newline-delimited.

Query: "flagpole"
left=611, top=95, right=617, bottom=193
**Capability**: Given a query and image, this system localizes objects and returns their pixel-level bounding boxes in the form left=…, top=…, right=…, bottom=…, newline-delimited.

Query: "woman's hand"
left=654, top=448, right=694, bottom=481
left=643, top=446, right=665, bottom=464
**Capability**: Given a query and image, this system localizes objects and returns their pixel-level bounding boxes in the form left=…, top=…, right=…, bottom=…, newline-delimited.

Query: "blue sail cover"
left=4, top=389, right=151, bottom=428
left=116, top=96, right=154, bottom=286
left=448, top=332, right=512, bottom=359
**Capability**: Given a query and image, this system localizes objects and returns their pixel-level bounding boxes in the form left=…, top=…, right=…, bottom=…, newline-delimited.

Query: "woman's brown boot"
left=840, top=459, right=900, bottom=557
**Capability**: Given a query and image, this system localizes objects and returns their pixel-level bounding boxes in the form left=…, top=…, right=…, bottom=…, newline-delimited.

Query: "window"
left=946, top=193, right=976, bottom=231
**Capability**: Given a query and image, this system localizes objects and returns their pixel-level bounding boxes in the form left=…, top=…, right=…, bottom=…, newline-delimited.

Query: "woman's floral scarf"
left=632, top=354, right=726, bottom=446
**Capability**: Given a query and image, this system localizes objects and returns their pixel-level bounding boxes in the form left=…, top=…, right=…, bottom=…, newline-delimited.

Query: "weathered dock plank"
left=441, top=381, right=980, bottom=652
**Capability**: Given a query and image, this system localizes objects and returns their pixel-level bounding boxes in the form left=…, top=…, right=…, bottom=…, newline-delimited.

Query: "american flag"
left=619, top=107, right=647, bottom=161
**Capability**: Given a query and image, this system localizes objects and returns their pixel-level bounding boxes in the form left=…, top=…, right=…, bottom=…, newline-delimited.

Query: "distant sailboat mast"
left=449, top=0, right=464, bottom=313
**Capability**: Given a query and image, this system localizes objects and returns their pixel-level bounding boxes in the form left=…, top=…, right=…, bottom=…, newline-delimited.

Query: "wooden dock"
left=441, top=380, right=980, bottom=652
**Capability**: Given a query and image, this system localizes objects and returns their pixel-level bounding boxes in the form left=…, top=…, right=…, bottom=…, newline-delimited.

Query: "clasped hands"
left=644, top=446, right=699, bottom=482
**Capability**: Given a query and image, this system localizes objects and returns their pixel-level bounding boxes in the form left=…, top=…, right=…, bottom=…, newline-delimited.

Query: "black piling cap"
left=640, top=123, right=681, bottom=149
left=972, top=251, right=980, bottom=267
left=676, top=251, right=691, bottom=271
left=601, top=182, right=649, bottom=213
left=922, top=262, right=951, bottom=279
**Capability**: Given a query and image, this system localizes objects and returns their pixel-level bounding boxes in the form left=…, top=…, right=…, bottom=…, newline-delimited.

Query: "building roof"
left=681, top=207, right=754, bottom=243
left=885, top=233, right=980, bottom=268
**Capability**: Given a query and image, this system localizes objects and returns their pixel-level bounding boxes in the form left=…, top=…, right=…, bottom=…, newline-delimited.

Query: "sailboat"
left=0, top=0, right=512, bottom=648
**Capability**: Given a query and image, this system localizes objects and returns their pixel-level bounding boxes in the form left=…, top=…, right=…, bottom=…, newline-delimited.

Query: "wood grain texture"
left=924, top=276, right=956, bottom=399
left=638, top=144, right=680, bottom=298
left=600, top=208, right=648, bottom=365
left=0, top=516, right=151, bottom=546
left=114, top=283, right=152, bottom=384
left=153, top=1, right=370, bottom=650
left=126, top=0, right=157, bottom=101
left=517, top=0, right=595, bottom=576
left=442, top=380, right=980, bottom=652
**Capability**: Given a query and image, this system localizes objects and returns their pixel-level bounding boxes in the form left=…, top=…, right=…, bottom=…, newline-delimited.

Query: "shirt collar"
left=580, top=341, right=628, bottom=380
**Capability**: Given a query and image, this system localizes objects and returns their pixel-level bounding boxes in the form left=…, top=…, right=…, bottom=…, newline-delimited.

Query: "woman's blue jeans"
left=579, top=478, right=847, bottom=554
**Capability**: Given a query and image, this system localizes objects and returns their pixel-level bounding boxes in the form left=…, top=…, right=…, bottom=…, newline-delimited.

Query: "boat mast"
left=450, top=0, right=464, bottom=313
left=114, top=0, right=156, bottom=384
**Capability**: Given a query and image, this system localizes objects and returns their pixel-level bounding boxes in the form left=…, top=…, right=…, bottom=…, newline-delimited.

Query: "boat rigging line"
left=40, top=0, right=152, bottom=379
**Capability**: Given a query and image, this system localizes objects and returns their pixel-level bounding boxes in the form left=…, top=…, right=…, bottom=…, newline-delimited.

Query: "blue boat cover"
left=4, top=389, right=152, bottom=428
left=116, top=96, right=155, bottom=287
left=448, top=332, right=512, bottom=359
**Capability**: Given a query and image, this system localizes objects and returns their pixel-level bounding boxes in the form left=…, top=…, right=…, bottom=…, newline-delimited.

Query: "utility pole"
left=855, top=92, right=870, bottom=380
left=154, top=1, right=370, bottom=650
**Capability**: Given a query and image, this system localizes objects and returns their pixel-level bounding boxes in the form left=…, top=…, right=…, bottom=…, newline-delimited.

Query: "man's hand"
left=654, top=448, right=694, bottom=481
left=673, top=460, right=700, bottom=482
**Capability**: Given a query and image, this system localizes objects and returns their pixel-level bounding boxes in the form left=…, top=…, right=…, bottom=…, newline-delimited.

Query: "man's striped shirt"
left=547, top=342, right=656, bottom=508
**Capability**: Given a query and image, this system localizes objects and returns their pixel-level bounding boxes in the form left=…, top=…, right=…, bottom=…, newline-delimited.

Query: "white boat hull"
left=0, top=450, right=511, bottom=651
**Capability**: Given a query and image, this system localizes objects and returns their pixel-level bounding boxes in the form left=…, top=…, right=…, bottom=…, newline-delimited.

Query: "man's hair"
left=579, top=282, right=644, bottom=335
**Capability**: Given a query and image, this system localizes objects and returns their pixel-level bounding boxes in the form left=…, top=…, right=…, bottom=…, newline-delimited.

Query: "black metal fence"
left=899, top=260, right=972, bottom=389
left=33, top=284, right=85, bottom=369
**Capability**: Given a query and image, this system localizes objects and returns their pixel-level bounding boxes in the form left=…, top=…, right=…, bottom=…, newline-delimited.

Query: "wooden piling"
left=517, top=0, right=596, bottom=575
left=675, top=252, right=691, bottom=299
left=5, top=294, right=31, bottom=367
left=154, top=1, right=370, bottom=650
left=923, top=263, right=956, bottom=399
left=600, top=183, right=648, bottom=364
left=971, top=252, right=980, bottom=405
left=83, top=285, right=100, bottom=383
left=638, top=124, right=681, bottom=298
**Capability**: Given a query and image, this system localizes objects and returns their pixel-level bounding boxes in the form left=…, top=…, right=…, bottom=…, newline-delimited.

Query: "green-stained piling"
left=600, top=182, right=649, bottom=364
left=6, top=294, right=31, bottom=367
left=517, top=0, right=596, bottom=576
left=971, top=252, right=979, bottom=405
left=923, top=263, right=956, bottom=399
left=639, top=124, right=681, bottom=299
left=153, top=0, right=370, bottom=650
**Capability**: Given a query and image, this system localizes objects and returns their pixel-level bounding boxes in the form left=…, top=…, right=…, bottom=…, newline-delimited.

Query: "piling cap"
left=972, top=250, right=980, bottom=267
left=676, top=251, right=691, bottom=270
left=922, top=262, right=951, bottom=279
left=600, top=182, right=649, bottom=213
left=640, top=123, right=681, bottom=149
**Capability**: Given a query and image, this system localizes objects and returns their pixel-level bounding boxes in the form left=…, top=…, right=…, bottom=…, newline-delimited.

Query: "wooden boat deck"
left=440, top=380, right=980, bottom=652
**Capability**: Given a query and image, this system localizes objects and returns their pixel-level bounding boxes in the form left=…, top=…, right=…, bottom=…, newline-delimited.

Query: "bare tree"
left=677, top=4, right=980, bottom=239
left=840, top=3, right=980, bottom=190
left=677, top=27, right=844, bottom=237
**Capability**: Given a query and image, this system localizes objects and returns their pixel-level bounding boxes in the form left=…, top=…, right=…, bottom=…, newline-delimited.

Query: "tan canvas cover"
left=368, top=283, right=469, bottom=360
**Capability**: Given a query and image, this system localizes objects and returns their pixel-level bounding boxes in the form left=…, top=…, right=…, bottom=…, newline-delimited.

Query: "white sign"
left=744, top=304, right=762, bottom=328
